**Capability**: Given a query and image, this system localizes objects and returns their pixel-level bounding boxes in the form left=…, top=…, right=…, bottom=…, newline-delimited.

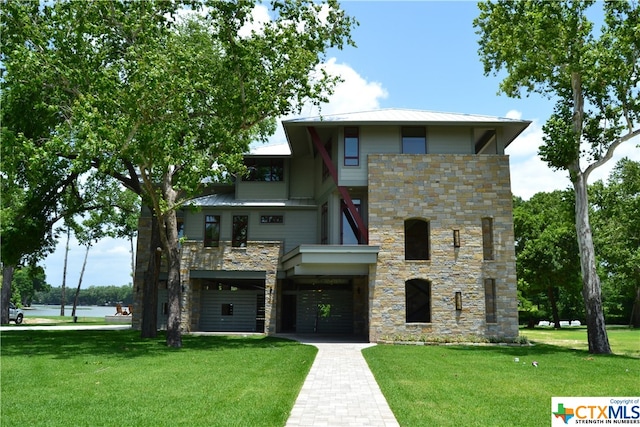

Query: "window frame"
left=232, top=215, right=249, bottom=248
left=402, top=126, right=427, bottom=154
left=242, top=158, right=284, bottom=182
left=482, top=217, right=494, bottom=260
left=344, top=126, right=359, bottom=166
left=204, top=215, right=221, bottom=247
left=404, top=218, right=430, bottom=260
left=405, top=279, right=431, bottom=323
left=484, top=278, right=497, bottom=323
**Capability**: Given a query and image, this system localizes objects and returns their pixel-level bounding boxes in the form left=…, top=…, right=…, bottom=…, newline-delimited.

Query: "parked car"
left=9, top=302, right=24, bottom=324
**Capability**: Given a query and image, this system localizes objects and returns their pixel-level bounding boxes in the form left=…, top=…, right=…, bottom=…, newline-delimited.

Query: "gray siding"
left=199, top=289, right=263, bottom=332
left=182, top=209, right=316, bottom=251
left=428, top=126, right=474, bottom=154
left=236, top=181, right=288, bottom=200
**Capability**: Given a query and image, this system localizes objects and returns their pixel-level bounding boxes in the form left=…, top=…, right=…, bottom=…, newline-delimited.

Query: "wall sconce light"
left=453, top=229, right=461, bottom=248
left=455, top=292, right=462, bottom=311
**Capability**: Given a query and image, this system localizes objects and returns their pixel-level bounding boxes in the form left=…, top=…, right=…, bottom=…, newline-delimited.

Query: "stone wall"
left=131, top=213, right=281, bottom=333
left=180, top=241, right=282, bottom=333
left=367, top=154, right=519, bottom=341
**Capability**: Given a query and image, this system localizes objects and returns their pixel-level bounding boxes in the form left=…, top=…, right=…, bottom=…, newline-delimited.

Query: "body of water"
left=25, top=305, right=122, bottom=317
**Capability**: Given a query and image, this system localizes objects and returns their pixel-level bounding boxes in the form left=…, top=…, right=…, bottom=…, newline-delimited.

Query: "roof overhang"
left=281, top=244, right=380, bottom=277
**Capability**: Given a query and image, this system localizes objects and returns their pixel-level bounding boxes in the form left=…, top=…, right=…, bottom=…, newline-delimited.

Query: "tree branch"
left=584, top=128, right=640, bottom=180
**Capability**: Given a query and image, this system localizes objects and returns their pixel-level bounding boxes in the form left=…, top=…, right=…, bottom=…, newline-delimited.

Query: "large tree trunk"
left=161, top=176, right=182, bottom=348
left=573, top=172, right=611, bottom=354
left=141, top=214, right=160, bottom=338
left=1, top=265, right=15, bottom=324
left=71, top=244, right=90, bottom=321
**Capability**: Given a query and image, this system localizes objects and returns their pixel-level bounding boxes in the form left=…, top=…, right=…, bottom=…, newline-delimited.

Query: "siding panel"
left=199, top=289, right=262, bottom=332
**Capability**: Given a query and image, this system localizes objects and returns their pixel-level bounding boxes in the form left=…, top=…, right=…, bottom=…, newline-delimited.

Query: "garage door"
left=199, top=289, right=264, bottom=332
left=296, top=289, right=353, bottom=334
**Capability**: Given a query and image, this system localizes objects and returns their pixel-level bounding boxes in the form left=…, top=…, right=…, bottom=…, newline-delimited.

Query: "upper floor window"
left=232, top=215, right=248, bottom=247
left=402, top=127, right=426, bottom=154
left=204, top=215, right=220, bottom=247
left=243, top=158, right=284, bottom=181
left=405, top=219, right=430, bottom=260
left=344, top=127, right=359, bottom=166
left=406, top=279, right=431, bottom=323
left=482, top=217, right=494, bottom=260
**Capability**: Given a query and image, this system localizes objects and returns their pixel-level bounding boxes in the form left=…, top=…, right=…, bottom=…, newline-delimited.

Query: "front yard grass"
left=0, top=330, right=316, bottom=427
left=364, top=327, right=639, bottom=427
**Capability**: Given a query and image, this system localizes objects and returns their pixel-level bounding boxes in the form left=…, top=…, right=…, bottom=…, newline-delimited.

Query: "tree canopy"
left=1, top=0, right=356, bottom=346
left=475, top=0, right=640, bottom=354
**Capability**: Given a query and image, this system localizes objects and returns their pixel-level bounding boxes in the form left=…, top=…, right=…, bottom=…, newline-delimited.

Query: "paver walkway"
left=282, top=335, right=400, bottom=427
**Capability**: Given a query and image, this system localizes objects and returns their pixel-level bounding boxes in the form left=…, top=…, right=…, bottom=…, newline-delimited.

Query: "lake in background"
left=25, top=305, right=121, bottom=317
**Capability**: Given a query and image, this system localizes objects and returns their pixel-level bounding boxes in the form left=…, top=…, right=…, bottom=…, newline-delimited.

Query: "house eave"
left=281, top=244, right=380, bottom=277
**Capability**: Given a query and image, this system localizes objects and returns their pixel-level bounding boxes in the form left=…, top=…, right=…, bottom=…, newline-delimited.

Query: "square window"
left=402, top=127, right=426, bottom=154
left=222, top=303, right=233, bottom=316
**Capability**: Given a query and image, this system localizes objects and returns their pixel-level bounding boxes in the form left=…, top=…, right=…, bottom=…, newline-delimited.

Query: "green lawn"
left=364, top=327, right=640, bottom=427
left=1, top=331, right=317, bottom=427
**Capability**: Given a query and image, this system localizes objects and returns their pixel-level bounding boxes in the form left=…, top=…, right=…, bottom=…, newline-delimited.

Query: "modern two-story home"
left=132, top=108, right=530, bottom=342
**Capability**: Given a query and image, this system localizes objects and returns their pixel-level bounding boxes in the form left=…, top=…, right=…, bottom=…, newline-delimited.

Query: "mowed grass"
left=1, top=331, right=316, bottom=427
left=364, top=328, right=639, bottom=427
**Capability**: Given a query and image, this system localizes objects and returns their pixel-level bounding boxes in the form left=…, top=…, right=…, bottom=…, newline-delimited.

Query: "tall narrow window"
left=344, top=127, right=359, bottom=166
left=321, top=203, right=328, bottom=244
left=341, top=198, right=361, bottom=244
left=406, top=279, right=431, bottom=323
left=204, top=215, right=220, bottom=247
left=232, top=215, right=248, bottom=247
left=484, top=278, right=497, bottom=323
left=405, top=219, right=430, bottom=260
left=402, top=127, right=426, bottom=154
left=482, top=217, right=494, bottom=260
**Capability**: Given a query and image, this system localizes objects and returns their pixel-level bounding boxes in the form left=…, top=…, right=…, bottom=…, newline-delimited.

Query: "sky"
left=41, top=1, right=640, bottom=289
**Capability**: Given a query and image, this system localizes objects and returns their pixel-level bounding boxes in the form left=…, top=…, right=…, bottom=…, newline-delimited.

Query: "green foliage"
left=10, top=265, right=50, bottom=307
left=513, top=191, right=582, bottom=324
left=34, top=285, right=134, bottom=306
left=591, top=159, right=640, bottom=325
left=0, top=331, right=316, bottom=426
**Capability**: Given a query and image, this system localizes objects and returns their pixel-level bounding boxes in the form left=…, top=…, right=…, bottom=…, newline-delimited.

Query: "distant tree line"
left=33, top=285, right=133, bottom=307
left=515, top=159, right=640, bottom=328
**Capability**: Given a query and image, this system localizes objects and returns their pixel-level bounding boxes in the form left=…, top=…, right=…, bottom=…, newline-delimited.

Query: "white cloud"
left=506, top=117, right=640, bottom=199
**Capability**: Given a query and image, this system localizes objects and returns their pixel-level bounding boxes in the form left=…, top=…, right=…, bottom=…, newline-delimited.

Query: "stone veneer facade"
left=132, top=215, right=281, bottom=334
left=367, top=154, right=519, bottom=342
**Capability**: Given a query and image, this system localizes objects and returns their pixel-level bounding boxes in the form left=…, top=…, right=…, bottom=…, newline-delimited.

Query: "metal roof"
left=282, top=108, right=531, bottom=126
left=188, top=193, right=316, bottom=208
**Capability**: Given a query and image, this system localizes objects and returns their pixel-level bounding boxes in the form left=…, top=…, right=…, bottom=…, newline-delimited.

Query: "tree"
left=475, top=1, right=640, bottom=354
left=11, top=265, right=49, bottom=307
left=513, top=192, right=582, bottom=328
left=591, top=159, right=640, bottom=327
left=1, top=0, right=356, bottom=347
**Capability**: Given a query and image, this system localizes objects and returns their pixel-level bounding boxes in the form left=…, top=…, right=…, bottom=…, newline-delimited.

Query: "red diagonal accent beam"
left=307, top=126, right=368, bottom=244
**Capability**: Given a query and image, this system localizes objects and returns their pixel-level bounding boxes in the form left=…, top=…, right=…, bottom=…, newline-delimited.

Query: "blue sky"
left=41, top=1, right=639, bottom=289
